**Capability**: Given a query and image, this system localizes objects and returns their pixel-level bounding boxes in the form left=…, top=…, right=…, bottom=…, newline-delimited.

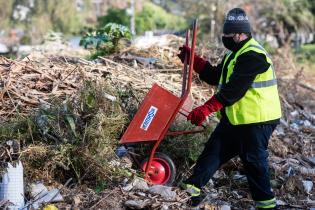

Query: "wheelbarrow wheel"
left=141, top=152, right=176, bottom=186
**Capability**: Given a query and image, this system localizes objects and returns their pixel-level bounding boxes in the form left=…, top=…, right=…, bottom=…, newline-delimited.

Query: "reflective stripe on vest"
left=218, top=38, right=282, bottom=125
left=218, top=78, right=277, bottom=89
left=251, top=79, right=277, bottom=88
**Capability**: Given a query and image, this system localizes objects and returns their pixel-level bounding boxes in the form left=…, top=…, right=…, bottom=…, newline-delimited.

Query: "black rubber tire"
left=141, top=152, right=176, bottom=186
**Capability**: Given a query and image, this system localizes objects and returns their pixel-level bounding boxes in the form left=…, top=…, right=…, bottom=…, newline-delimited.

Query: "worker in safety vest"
left=177, top=8, right=281, bottom=209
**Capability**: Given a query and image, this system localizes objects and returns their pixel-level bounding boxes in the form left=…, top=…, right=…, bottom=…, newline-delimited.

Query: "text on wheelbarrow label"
left=140, top=106, right=158, bottom=131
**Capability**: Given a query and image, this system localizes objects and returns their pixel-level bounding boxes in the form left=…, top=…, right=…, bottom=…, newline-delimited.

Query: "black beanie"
left=223, top=8, right=251, bottom=34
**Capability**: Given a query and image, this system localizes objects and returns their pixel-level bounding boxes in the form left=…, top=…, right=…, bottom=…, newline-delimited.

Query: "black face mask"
left=222, top=36, right=238, bottom=51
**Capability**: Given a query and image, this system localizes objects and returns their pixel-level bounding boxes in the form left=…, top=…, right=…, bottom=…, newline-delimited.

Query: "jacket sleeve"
left=215, top=51, right=271, bottom=106
left=198, top=55, right=225, bottom=86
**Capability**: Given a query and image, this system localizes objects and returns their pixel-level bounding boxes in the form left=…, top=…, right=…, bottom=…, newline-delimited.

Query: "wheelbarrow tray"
left=120, top=83, right=181, bottom=144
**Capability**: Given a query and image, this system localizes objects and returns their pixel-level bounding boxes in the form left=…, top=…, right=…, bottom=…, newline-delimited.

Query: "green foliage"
left=2, top=0, right=92, bottom=43
left=159, top=123, right=213, bottom=164
left=96, top=2, right=187, bottom=35
left=295, top=44, right=315, bottom=74
left=0, top=116, right=35, bottom=143
left=261, top=41, right=276, bottom=55
left=25, top=0, right=86, bottom=35
left=262, top=0, right=314, bottom=33
left=295, top=44, right=315, bottom=62
left=94, top=181, right=107, bottom=194
left=105, top=23, right=131, bottom=45
left=135, top=2, right=186, bottom=34
left=34, top=102, right=80, bottom=144
left=284, top=0, right=314, bottom=32
left=80, top=23, right=131, bottom=58
left=307, top=0, right=315, bottom=15
left=2, top=81, right=130, bottom=187
left=0, top=1, right=13, bottom=29
left=140, top=122, right=214, bottom=181
left=97, top=8, right=129, bottom=27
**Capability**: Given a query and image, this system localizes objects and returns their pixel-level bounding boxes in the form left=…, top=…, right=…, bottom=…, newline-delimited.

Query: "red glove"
left=177, top=45, right=207, bottom=74
left=187, top=96, right=223, bottom=126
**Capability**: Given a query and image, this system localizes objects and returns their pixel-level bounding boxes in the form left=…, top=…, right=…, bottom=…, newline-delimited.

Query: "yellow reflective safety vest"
left=218, top=38, right=281, bottom=125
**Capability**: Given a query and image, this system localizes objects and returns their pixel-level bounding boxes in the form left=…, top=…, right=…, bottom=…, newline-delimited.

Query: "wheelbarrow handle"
left=178, top=110, right=209, bottom=129
left=181, top=30, right=190, bottom=97
left=181, top=19, right=197, bottom=99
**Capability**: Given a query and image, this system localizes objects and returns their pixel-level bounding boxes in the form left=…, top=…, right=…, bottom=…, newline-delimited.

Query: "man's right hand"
left=177, top=45, right=191, bottom=63
left=177, top=45, right=207, bottom=74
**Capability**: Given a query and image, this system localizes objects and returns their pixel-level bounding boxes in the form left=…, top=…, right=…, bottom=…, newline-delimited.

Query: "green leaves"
left=66, top=115, right=78, bottom=138
left=97, top=8, right=130, bottom=28
left=80, top=23, right=131, bottom=56
left=135, top=2, right=186, bottom=34
left=103, top=23, right=131, bottom=40
left=79, top=34, right=110, bottom=49
left=85, top=92, right=96, bottom=109
left=94, top=181, right=107, bottom=194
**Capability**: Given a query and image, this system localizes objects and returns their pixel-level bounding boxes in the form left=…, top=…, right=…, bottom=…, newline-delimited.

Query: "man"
left=177, top=8, right=281, bottom=209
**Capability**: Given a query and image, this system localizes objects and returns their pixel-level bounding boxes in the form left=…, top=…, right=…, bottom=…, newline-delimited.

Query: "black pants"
left=186, top=120, right=277, bottom=201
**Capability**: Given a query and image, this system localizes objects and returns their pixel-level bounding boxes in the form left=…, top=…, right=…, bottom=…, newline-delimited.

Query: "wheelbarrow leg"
left=144, top=138, right=161, bottom=182
left=143, top=138, right=176, bottom=186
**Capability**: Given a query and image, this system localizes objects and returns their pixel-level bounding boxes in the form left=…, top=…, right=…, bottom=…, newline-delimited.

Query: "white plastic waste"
left=29, top=183, right=63, bottom=209
left=148, top=185, right=176, bottom=201
left=0, top=161, right=24, bottom=210
left=221, top=205, right=231, bottom=210
left=302, top=180, right=313, bottom=194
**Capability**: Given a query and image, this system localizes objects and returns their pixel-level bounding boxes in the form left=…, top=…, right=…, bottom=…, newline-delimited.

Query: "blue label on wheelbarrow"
left=140, top=106, right=158, bottom=131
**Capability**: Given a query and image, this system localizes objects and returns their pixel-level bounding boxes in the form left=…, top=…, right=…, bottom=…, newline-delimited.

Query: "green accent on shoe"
left=179, top=182, right=201, bottom=197
left=255, top=198, right=276, bottom=208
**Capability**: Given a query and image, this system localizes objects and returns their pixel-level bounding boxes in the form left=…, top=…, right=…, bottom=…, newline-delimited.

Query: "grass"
left=295, top=43, right=315, bottom=76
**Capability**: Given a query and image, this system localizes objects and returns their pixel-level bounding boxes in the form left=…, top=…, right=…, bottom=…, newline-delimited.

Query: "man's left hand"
left=187, top=105, right=209, bottom=126
left=187, top=96, right=223, bottom=126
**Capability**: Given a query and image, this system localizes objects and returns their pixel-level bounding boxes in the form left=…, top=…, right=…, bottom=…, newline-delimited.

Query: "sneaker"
left=179, top=182, right=206, bottom=207
left=256, top=198, right=278, bottom=209
left=179, top=182, right=201, bottom=196
left=189, top=192, right=206, bottom=207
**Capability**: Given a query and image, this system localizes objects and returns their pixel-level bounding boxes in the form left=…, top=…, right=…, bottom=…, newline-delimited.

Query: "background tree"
left=257, top=0, right=315, bottom=46
left=8, top=0, right=92, bottom=44
left=96, top=2, right=186, bottom=35
left=97, top=8, right=130, bottom=28
left=0, top=2, right=14, bottom=28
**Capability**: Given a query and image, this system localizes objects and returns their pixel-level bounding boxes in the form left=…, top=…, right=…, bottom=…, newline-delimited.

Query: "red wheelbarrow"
left=120, top=20, right=205, bottom=186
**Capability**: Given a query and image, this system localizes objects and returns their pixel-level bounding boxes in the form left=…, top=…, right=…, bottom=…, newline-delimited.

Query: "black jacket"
left=199, top=38, right=279, bottom=125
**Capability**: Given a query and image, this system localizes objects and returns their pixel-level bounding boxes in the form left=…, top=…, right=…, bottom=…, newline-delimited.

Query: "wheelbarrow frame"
left=120, top=20, right=204, bottom=184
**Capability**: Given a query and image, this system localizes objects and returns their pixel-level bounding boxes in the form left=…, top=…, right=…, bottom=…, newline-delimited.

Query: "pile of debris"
left=0, top=50, right=212, bottom=122
left=0, top=36, right=214, bottom=209
left=0, top=36, right=314, bottom=209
